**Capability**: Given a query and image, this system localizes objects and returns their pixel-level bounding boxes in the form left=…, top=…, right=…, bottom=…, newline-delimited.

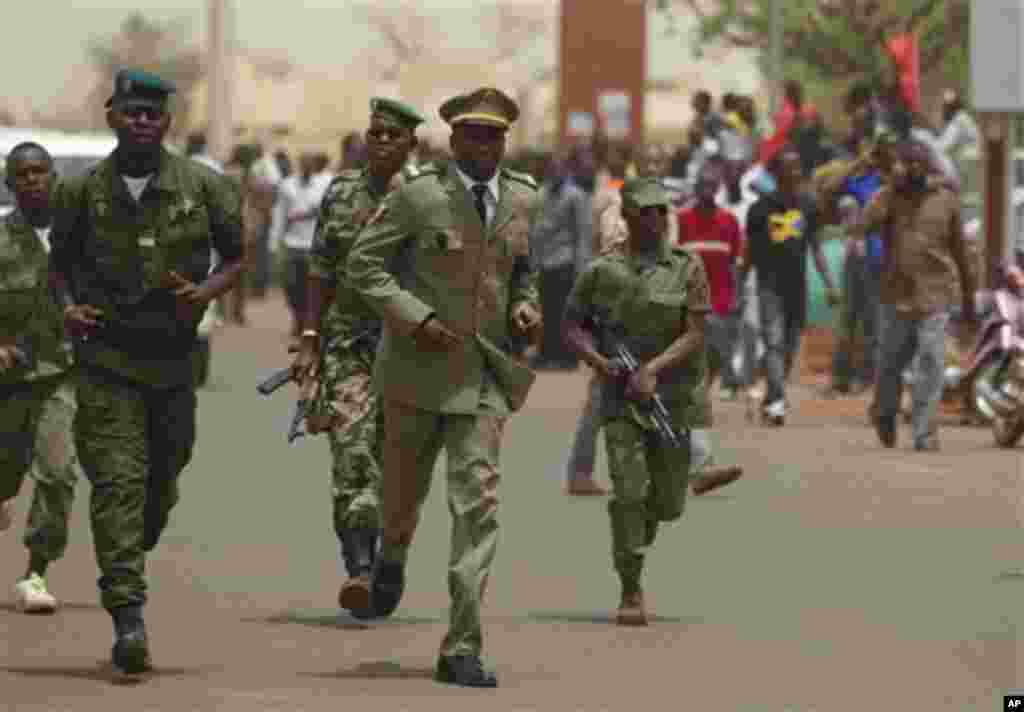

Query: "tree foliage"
left=84, top=13, right=203, bottom=134
left=352, top=0, right=550, bottom=82
left=655, top=0, right=968, bottom=107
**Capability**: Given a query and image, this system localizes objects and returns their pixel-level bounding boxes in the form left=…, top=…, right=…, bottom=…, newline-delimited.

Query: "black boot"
left=110, top=605, right=152, bottom=675
left=338, top=528, right=378, bottom=618
left=435, top=654, right=498, bottom=688
left=369, top=557, right=405, bottom=619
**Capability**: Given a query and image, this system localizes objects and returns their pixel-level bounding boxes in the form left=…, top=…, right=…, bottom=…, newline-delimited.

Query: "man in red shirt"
left=678, top=160, right=743, bottom=389
left=677, top=160, right=744, bottom=495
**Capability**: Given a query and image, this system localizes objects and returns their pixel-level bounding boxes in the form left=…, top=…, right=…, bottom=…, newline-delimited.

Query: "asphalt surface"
left=1, top=293, right=1021, bottom=711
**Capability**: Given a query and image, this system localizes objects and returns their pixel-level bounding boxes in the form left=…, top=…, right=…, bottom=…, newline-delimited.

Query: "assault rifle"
left=592, top=317, right=687, bottom=449
left=256, top=329, right=377, bottom=444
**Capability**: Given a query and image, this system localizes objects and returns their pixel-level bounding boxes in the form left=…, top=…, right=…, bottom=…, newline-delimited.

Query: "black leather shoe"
left=434, top=654, right=498, bottom=688
left=369, top=559, right=405, bottom=618
left=111, top=629, right=152, bottom=675
left=873, top=414, right=897, bottom=448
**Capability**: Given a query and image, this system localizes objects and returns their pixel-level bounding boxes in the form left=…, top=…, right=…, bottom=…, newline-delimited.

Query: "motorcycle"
left=961, top=286, right=1024, bottom=447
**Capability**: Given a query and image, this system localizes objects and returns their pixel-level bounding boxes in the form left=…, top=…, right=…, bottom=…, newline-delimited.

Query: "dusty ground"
left=1, top=293, right=1021, bottom=711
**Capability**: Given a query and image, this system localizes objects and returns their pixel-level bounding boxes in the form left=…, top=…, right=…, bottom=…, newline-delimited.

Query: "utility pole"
left=207, top=0, right=233, bottom=163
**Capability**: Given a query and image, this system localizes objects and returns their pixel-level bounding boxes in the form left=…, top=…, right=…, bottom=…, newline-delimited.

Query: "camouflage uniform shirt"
left=0, top=210, right=69, bottom=385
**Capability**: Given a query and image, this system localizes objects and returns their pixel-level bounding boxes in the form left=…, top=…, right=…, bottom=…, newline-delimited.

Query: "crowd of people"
left=1, top=59, right=1018, bottom=692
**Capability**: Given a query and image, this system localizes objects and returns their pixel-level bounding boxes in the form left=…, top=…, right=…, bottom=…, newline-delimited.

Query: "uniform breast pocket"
left=163, top=205, right=211, bottom=279
left=640, top=293, right=686, bottom=334
left=416, top=228, right=473, bottom=283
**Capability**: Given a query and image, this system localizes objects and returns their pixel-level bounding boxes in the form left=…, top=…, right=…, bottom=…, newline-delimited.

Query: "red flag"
left=885, top=32, right=920, bottom=114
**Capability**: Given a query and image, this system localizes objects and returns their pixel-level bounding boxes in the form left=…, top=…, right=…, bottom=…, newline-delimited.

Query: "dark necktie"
left=472, top=184, right=489, bottom=226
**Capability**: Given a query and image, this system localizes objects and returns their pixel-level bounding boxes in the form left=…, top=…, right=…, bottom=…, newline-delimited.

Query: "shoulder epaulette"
left=671, top=244, right=698, bottom=262
left=403, top=161, right=441, bottom=182
left=501, top=167, right=538, bottom=190
left=333, top=169, right=363, bottom=183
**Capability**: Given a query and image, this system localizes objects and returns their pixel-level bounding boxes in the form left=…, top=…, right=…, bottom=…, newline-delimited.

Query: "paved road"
left=2, top=294, right=1021, bottom=711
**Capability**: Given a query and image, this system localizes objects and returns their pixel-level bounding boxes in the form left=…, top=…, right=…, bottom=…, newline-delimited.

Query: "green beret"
left=620, top=178, right=669, bottom=211
left=370, top=97, right=425, bottom=130
left=106, top=68, right=176, bottom=110
left=439, top=87, right=519, bottom=130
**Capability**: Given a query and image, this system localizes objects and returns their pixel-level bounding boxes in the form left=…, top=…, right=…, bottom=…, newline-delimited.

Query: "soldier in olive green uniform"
left=291, top=98, right=425, bottom=617
left=563, top=178, right=711, bottom=627
left=0, top=143, right=82, bottom=615
left=1, top=143, right=76, bottom=614
left=347, top=88, right=542, bottom=688
left=49, top=70, right=245, bottom=674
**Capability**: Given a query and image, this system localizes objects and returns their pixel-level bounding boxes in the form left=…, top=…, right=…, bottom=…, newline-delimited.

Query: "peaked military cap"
left=106, top=69, right=177, bottom=110
left=620, top=178, right=670, bottom=211
left=439, top=87, right=519, bottom=130
left=370, top=97, right=425, bottom=130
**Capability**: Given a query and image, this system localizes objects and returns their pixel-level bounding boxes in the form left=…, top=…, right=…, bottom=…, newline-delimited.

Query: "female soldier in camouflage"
left=563, top=177, right=711, bottom=626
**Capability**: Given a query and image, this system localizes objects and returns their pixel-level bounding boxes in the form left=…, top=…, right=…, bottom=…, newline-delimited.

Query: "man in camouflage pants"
left=292, top=97, right=424, bottom=617
left=1, top=142, right=78, bottom=615
left=49, top=70, right=245, bottom=674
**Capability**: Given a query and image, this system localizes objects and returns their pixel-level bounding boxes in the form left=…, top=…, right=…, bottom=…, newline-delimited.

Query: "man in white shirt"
left=279, top=153, right=332, bottom=339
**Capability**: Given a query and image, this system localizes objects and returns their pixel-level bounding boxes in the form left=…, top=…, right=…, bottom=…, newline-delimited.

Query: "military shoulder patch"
left=335, top=169, right=363, bottom=182
left=501, top=167, right=538, bottom=190
left=402, top=161, right=440, bottom=182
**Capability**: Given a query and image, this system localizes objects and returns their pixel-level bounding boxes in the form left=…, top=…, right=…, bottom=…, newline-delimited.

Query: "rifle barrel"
left=257, top=368, right=292, bottom=396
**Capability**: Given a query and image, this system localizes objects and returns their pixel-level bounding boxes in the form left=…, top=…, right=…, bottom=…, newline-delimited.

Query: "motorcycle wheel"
left=992, top=414, right=1024, bottom=448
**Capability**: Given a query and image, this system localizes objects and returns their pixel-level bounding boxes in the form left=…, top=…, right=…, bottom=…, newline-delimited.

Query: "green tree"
left=655, top=0, right=968, bottom=118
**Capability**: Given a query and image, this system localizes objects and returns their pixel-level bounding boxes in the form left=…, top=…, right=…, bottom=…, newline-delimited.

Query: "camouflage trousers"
left=23, top=378, right=80, bottom=563
left=317, top=347, right=382, bottom=534
left=380, top=398, right=504, bottom=658
left=0, top=376, right=61, bottom=503
left=75, top=365, right=196, bottom=611
left=604, top=417, right=691, bottom=592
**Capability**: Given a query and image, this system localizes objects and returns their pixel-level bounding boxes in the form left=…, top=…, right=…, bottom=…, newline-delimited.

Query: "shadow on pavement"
left=526, top=611, right=702, bottom=625
left=0, top=602, right=101, bottom=613
left=2, top=663, right=213, bottom=686
left=994, top=569, right=1024, bottom=582
left=248, top=610, right=440, bottom=631
left=302, top=661, right=435, bottom=680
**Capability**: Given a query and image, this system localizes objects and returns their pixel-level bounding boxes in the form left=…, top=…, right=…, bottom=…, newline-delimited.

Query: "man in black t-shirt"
left=740, top=146, right=838, bottom=425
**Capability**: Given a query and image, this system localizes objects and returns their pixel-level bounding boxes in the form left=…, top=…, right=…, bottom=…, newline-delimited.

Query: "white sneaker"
left=764, top=399, right=787, bottom=418
left=14, top=573, right=58, bottom=614
left=0, top=500, right=11, bottom=532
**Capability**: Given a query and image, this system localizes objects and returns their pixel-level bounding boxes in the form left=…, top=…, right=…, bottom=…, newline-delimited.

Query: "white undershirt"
left=34, top=226, right=52, bottom=253
left=122, top=174, right=154, bottom=202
